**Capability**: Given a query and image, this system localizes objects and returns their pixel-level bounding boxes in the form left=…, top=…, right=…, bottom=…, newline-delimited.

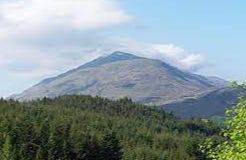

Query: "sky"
left=0, top=0, right=245, bottom=97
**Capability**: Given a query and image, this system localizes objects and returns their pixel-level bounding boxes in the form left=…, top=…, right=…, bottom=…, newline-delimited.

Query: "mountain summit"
left=79, top=51, right=143, bottom=69
left=12, top=51, right=225, bottom=105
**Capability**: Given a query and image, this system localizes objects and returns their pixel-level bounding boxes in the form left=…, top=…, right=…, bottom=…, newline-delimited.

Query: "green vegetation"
left=210, top=116, right=226, bottom=127
left=0, top=96, right=220, bottom=160
left=202, top=82, right=246, bottom=159
left=203, top=97, right=246, bottom=160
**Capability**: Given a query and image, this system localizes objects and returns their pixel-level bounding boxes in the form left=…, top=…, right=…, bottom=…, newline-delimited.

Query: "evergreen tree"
left=101, top=131, right=123, bottom=160
left=48, top=129, right=64, bottom=160
left=39, top=120, right=51, bottom=159
left=0, top=95, right=220, bottom=160
left=81, top=135, right=102, bottom=160
left=1, top=135, right=12, bottom=160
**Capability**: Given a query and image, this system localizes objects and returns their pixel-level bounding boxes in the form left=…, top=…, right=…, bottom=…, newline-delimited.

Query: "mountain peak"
left=109, top=51, right=140, bottom=58
left=79, top=51, right=142, bottom=69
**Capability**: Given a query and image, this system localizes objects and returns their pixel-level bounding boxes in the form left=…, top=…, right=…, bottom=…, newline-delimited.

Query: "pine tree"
left=81, top=135, right=102, bottom=160
left=1, top=135, right=12, bottom=160
left=39, top=121, right=50, bottom=159
left=101, top=131, right=123, bottom=160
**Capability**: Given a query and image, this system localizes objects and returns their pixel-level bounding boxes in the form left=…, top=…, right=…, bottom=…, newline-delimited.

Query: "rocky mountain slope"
left=12, top=51, right=223, bottom=105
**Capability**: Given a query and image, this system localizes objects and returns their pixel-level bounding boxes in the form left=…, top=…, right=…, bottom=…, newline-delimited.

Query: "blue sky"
left=0, top=0, right=245, bottom=97
left=120, top=0, right=246, bottom=80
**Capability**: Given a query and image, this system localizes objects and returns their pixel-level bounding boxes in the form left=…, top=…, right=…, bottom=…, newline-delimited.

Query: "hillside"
left=164, top=87, right=246, bottom=118
left=0, top=95, right=220, bottom=160
left=12, top=51, right=223, bottom=105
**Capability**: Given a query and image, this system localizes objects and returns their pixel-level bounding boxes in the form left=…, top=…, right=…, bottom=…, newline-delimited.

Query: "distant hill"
left=206, top=76, right=230, bottom=87
left=11, top=51, right=224, bottom=105
left=164, top=87, right=246, bottom=118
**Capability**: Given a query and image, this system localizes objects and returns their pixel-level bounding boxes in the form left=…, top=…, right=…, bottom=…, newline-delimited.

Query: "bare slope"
left=13, top=51, right=222, bottom=105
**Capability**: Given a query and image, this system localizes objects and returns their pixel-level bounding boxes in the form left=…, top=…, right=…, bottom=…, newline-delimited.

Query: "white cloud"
left=147, top=44, right=205, bottom=71
left=0, top=0, right=131, bottom=80
left=0, top=0, right=131, bottom=39
left=178, top=54, right=205, bottom=70
left=0, top=54, right=11, bottom=65
left=99, top=39, right=206, bottom=71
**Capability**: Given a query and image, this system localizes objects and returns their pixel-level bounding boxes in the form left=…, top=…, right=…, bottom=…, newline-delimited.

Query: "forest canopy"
left=0, top=95, right=220, bottom=160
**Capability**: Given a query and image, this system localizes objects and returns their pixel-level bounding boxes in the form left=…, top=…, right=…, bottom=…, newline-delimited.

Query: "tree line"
left=0, top=96, right=221, bottom=159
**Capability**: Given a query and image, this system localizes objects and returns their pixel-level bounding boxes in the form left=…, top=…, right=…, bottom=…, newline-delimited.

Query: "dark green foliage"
left=0, top=95, right=220, bottom=159
left=100, top=132, right=123, bottom=160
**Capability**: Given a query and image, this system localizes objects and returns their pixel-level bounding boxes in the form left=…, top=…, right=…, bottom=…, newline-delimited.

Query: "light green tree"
left=205, top=97, right=246, bottom=160
left=1, top=135, right=12, bottom=160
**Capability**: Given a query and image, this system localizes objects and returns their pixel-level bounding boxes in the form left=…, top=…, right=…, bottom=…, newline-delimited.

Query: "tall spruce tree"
left=101, top=131, right=123, bottom=160
left=1, top=135, right=12, bottom=160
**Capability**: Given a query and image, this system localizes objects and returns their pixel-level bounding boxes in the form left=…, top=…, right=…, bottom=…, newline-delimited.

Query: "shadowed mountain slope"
left=164, top=87, right=246, bottom=118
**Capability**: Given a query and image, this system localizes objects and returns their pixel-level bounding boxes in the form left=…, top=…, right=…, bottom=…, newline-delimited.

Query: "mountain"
left=11, top=51, right=223, bottom=105
left=206, top=76, right=230, bottom=87
left=164, top=87, right=246, bottom=118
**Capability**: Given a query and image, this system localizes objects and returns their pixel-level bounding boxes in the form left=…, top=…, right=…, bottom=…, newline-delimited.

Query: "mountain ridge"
left=11, top=51, right=226, bottom=106
left=36, top=51, right=144, bottom=86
